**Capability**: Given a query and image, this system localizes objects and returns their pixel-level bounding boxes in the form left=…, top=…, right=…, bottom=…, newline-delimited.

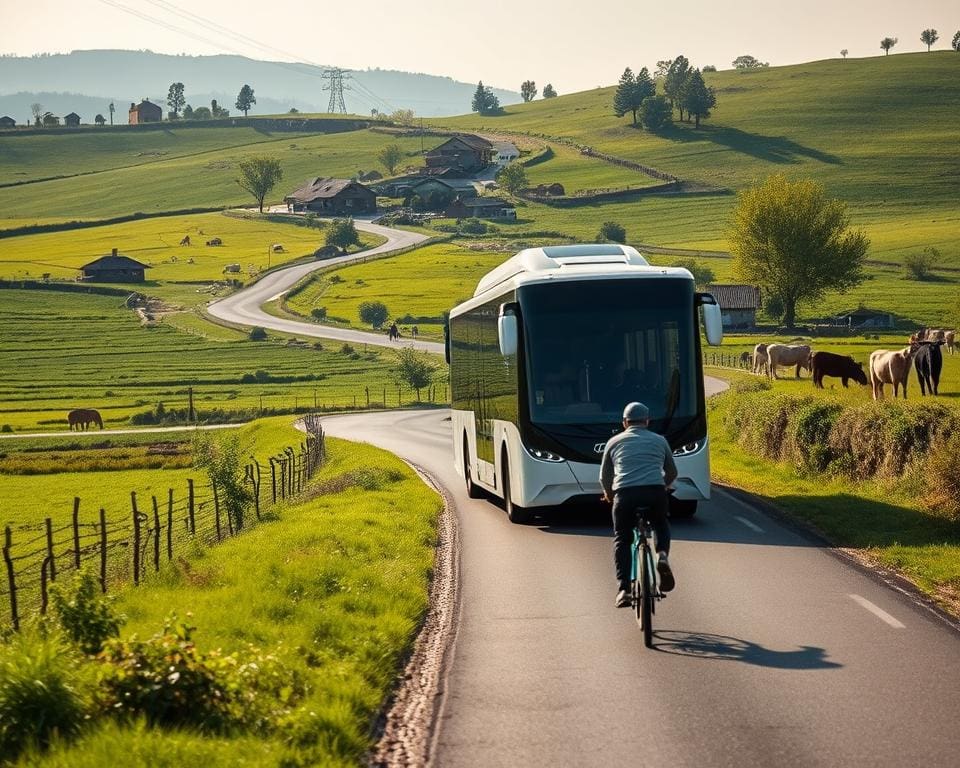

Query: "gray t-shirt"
left=599, top=426, right=676, bottom=493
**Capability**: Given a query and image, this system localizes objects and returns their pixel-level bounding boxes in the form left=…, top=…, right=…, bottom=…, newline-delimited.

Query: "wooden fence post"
left=99, top=508, right=107, bottom=593
left=45, top=517, right=56, bottom=582
left=131, top=492, right=141, bottom=586
left=213, top=481, right=222, bottom=541
left=40, top=557, right=51, bottom=615
left=72, top=497, right=81, bottom=570
left=252, top=461, right=262, bottom=520
left=366, top=387, right=370, bottom=408
left=3, top=526, right=17, bottom=631
left=270, top=458, right=278, bottom=503
left=383, top=385, right=386, bottom=406
left=152, top=496, right=161, bottom=572
left=397, top=384, right=402, bottom=406
left=188, top=479, right=196, bottom=535
left=167, top=489, right=174, bottom=561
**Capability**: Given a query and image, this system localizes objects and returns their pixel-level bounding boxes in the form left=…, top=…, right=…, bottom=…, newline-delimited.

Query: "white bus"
left=445, top=244, right=723, bottom=523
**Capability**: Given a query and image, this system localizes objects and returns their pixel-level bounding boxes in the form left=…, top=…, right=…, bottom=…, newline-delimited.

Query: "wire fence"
left=703, top=350, right=760, bottom=373
left=1, top=415, right=327, bottom=631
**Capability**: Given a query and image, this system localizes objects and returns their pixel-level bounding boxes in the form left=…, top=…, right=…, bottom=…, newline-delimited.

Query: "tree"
left=389, top=108, right=416, bottom=126
left=183, top=104, right=194, bottom=120
left=192, top=106, right=211, bottom=120
left=880, top=37, right=898, bottom=55
left=471, top=81, right=500, bottom=115
left=236, top=84, right=256, bottom=116
left=30, top=102, right=43, bottom=126
left=670, top=258, right=714, bottom=287
left=42, top=112, right=59, bottom=127
left=920, top=29, right=939, bottom=52
left=904, top=247, right=938, bottom=280
left=211, top=99, right=228, bottom=118
left=730, top=174, right=869, bottom=328
left=840, top=49, right=849, bottom=59
left=288, top=107, right=300, bottom=114
left=95, top=114, right=106, bottom=126
left=326, top=218, right=361, bottom=250
left=613, top=68, right=637, bottom=124
left=108, top=101, right=115, bottom=125
left=654, top=60, right=673, bottom=79
left=192, top=432, right=252, bottom=531
left=681, top=69, right=716, bottom=128
left=953, top=31, right=960, bottom=51
left=358, top=300, right=389, bottom=329
left=732, top=55, right=769, bottom=69
left=167, top=82, right=185, bottom=118
left=542, top=83, right=557, bottom=99
left=702, top=64, right=717, bottom=72
left=664, top=55, right=691, bottom=120
left=598, top=221, right=626, bottom=243
left=639, top=95, right=672, bottom=131
left=520, top=80, right=537, bottom=102
left=236, top=156, right=283, bottom=213
left=496, top=163, right=528, bottom=194
left=248, top=326, right=267, bottom=341
left=393, top=347, right=437, bottom=401
left=377, top=144, right=404, bottom=175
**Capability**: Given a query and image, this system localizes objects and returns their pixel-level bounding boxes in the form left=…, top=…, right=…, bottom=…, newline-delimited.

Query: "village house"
left=492, top=141, right=520, bottom=166
left=64, top=112, right=81, bottom=127
left=706, top=284, right=761, bottom=329
left=128, top=99, right=163, bottom=125
left=445, top=196, right=516, bottom=220
left=424, top=134, right=494, bottom=174
left=832, top=307, right=894, bottom=330
left=283, top=177, right=377, bottom=214
left=80, top=249, right=150, bottom=283
left=0, top=116, right=15, bottom=129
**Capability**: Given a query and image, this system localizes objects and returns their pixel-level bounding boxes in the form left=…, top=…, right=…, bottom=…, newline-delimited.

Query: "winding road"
left=324, top=408, right=960, bottom=768
left=207, top=219, right=443, bottom=353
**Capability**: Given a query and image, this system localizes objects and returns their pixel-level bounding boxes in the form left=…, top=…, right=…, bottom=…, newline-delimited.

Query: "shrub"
left=325, top=218, right=361, bottom=250
left=730, top=377, right=771, bottom=395
left=598, top=221, right=626, bottom=243
left=249, top=326, right=267, bottom=341
left=459, top=218, right=488, bottom=235
left=0, top=628, right=89, bottom=760
left=240, top=373, right=256, bottom=384
left=921, top=433, right=960, bottom=521
left=49, top=570, right=123, bottom=655
left=0, top=424, right=11, bottom=433
left=358, top=300, right=389, bottom=328
left=311, top=307, right=327, bottom=320
left=903, top=248, right=937, bottom=280
left=192, top=432, right=252, bottom=531
left=341, top=343, right=355, bottom=354
left=329, top=274, right=344, bottom=284
left=791, top=401, right=843, bottom=472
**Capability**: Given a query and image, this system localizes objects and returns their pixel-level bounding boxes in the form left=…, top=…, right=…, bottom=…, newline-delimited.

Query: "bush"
left=311, top=306, right=327, bottom=320
left=598, top=221, right=626, bottom=244
left=921, top=433, right=960, bottom=521
left=1, top=424, right=11, bottom=433
left=459, top=218, right=488, bottom=235
left=358, top=300, right=389, bottom=328
left=904, top=248, right=937, bottom=280
left=249, top=327, right=267, bottom=341
left=341, top=343, right=355, bottom=354
left=325, top=218, right=361, bottom=250
left=49, top=570, right=123, bottom=655
left=329, top=274, right=344, bottom=284
left=0, top=628, right=89, bottom=760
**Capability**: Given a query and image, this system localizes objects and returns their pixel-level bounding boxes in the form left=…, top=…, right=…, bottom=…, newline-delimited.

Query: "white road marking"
left=849, top=594, right=906, bottom=629
left=734, top=515, right=764, bottom=533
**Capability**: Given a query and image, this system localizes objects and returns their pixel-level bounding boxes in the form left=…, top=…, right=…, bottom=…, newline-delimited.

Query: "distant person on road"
left=600, top=401, right=677, bottom=608
left=388, top=322, right=399, bottom=341
left=412, top=325, right=419, bottom=338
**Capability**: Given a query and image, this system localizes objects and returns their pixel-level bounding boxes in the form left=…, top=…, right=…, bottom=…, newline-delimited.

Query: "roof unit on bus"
left=473, top=244, right=650, bottom=297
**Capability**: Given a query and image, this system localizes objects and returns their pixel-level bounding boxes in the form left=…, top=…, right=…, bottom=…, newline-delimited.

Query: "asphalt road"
left=207, top=219, right=443, bottom=353
left=323, top=405, right=960, bottom=767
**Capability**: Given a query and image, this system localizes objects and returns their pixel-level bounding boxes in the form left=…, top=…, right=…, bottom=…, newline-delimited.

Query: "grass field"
left=0, top=290, right=402, bottom=433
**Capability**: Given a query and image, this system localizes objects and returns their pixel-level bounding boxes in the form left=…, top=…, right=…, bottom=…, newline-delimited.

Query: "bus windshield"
left=520, top=278, right=700, bottom=431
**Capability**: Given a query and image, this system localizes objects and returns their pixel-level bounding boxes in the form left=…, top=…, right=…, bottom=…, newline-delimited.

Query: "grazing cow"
left=739, top=351, right=751, bottom=367
left=869, top=344, right=920, bottom=400
left=914, top=341, right=944, bottom=396
left=920, top=328, right=945, bottom=342
left=766, top=343, right=812, bottom=379
left=944, top=330, right=956, bottom=355
left=206, top=237, right=223, bottom=246
left=752, top=343, right=769, bottom=375
left=811, top=351, right=869, bottom=389
left=67, top=408, right=104, bottom=430
left=179, top=235, right=191, bottom=246
left=271, top=243, right=285, bottom=253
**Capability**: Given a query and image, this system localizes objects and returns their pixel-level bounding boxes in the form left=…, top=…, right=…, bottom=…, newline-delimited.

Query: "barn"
left=283, top=177, right=377, bottom=214
left=64, top=112, right=81, bottom=127
left=80, top=249, right=150, bottom=283
left=424, top=135, right=493, bottom=173
left=128, top=100, right=163, bottom=125
left=706, top=284, right=761, bottom=329
left=445, top=196, right=516, bottom=220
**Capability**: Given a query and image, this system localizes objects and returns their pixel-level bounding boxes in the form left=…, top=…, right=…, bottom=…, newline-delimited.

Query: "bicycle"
left=631, top=508, right=665, bottom=648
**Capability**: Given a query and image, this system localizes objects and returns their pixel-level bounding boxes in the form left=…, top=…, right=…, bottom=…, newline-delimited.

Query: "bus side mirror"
left=697, top=293, right=723, bottom=346
left=498, top=305, right=518, bottom=357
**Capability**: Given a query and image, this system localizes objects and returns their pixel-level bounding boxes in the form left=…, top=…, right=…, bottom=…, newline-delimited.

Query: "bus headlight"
left=525, top=446, right=565, bottom=462
left=672, top=441, right=701, bottom=457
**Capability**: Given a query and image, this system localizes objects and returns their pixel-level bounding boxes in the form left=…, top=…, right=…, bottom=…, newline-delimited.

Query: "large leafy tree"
left=236, top=156, right=283, bottom=213
left=663, top=55, right=691, bottom=121
left=378, top=144, right=404, bottom=175
left=359, top=300, right=389, bottom=328
left=730, top=174, right=869, bottom=328
left=732, top=55, right=768, bottom=69
left=167, top=82, right=185, bottom=118
left=95, top=114, right=106, bottom=126
left=496, top=163, right=528, bottom=194
left=235, top=84, right=256, bottom=116
left=520, top=80, right=537, bottom=102
left=920, top=29, right=939, bottom=51
left=640, top=95, right=672, bottom=131
left=880, top=37, right=898, bottom=55
left=471, top=81, right=500, bottom=115
left=613, top=67, right=653, bottom=126
left=326, top=218, right=361, bottom=250
left=681, top=69, right=716, bottom=128
left=542, top=83, right=557, bottom=99
left=393, top=347, right=437, bottom=400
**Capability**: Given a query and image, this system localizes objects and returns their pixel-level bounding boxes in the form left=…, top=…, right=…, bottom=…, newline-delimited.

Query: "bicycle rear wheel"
left=640, top=545, right=654, bottom=647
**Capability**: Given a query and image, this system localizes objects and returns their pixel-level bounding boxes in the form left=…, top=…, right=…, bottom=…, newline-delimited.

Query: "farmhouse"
left=80, top=249, right=150, bottom=283
left=128, top=99, right=163, bottom=125
left=445, top=196, right=516, bottom=220
left=493, top=141, right=520, bottom=166
left=832, top=307, right=894, bottom=330
left=425, top=134, right=494, bottom=173
left=284, top=177, right=377, bottom=214
left=64, top=112, right=81, bottom=127
left=706, top=284, right=761, bottom=329
left=0, top=116, right=15, bottom=128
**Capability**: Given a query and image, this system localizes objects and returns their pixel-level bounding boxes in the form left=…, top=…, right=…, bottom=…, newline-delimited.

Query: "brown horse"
left=68, top=408, right=104, bottom=430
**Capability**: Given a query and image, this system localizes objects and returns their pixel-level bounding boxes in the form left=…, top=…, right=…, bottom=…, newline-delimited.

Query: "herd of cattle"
left=746, top=329, right=956, bottom=400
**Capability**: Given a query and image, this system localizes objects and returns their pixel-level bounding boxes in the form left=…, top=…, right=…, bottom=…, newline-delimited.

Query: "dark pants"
left=612, top=485, right=671, bottom=589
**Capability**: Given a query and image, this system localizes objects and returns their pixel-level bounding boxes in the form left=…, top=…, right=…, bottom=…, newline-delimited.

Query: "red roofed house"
left=283, top=177, right=377, bottom=214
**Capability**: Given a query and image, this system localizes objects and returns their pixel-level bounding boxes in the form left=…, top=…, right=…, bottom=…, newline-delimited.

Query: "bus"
left=445, top=244, right=723, bottom=523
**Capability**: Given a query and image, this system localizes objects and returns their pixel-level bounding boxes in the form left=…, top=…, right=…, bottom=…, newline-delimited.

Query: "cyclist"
left=600, top=401, right=677, bottom=608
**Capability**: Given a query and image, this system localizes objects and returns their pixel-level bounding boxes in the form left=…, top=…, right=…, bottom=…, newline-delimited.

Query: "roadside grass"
left=0, top=290, right=398, bottom=432
left=7, top=433, right=442, bottom=767
left=284, top=242, right=509, bottom=339
left=0, top=129, right=443, bottom=222
left=706, top=385, right=960, bottom=610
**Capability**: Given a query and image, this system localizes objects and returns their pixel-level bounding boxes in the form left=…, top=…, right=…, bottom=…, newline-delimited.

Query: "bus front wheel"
left=501, top=450, right=532, bottom=524
left=669, top=497, right=698, bottom=518
left=463, top=436, right=483, bottom=499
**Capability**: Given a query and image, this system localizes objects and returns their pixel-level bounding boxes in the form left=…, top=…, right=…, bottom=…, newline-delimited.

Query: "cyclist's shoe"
left=615, top=588, right=632, bottom=608
left=657, top=554, right=676, bottom=593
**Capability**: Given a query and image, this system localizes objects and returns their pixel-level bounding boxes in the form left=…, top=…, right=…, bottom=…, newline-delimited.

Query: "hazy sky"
left=1, top=0, right=956, bottom=93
